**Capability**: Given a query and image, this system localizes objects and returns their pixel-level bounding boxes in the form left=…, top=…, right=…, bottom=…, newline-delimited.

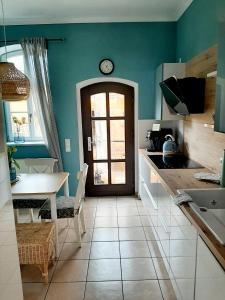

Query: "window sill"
left=7, top=141, right=46, bottom=147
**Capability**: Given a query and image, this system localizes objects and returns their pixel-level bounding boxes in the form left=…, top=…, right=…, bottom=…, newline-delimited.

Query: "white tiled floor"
left=21, top=196, right=177, bottom=300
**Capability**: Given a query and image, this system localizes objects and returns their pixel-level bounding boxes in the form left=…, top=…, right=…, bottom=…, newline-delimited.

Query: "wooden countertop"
left=139, top=149, right=225, bottom=269
left=139, top=149, right=218, bottom=196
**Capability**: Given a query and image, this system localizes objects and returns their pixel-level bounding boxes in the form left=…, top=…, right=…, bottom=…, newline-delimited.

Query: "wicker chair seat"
left=16, top=222, right=55, bottom=283
left=39, top=196, right=78, bottom=219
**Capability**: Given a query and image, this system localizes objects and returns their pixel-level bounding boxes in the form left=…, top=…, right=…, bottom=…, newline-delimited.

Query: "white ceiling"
left=1, top=0, right=193, bottom=25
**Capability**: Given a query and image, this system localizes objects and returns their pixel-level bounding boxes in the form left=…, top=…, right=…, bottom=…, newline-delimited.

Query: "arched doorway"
left=80, top=82, right=134, bottom=196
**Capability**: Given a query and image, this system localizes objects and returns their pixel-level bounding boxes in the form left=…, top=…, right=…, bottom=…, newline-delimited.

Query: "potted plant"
left=7, top=145, right=20, bottom=182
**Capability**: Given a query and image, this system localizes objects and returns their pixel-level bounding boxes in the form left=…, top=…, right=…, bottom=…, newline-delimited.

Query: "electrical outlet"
left=65, top=139, right=71, bottom=152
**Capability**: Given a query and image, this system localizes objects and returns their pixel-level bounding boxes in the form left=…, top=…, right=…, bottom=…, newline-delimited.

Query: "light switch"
left=65, top=139, right=71, bottom=152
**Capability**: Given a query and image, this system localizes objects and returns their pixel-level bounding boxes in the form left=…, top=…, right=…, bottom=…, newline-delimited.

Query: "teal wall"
left=4, top=22, right=176, bottom=194
left=177, top=0, right=225, bottom=61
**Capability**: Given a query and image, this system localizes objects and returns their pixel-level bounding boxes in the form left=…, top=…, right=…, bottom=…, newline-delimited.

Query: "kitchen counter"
left=139, top=149, right=225, bottom=269
left=139, top=149, right=218, bottom=196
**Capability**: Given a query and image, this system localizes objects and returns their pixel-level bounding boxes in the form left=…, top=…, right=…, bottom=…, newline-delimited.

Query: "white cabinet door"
left=168, top=196, right=198, bottom=300
left=195, top=236, right=225, bottom=300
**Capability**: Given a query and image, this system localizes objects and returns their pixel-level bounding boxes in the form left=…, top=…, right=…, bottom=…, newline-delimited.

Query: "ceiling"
left=1, top=0, right=193, bottom=25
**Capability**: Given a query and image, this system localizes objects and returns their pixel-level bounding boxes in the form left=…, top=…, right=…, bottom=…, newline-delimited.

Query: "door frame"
left=76, top=77, right=139, bottom=193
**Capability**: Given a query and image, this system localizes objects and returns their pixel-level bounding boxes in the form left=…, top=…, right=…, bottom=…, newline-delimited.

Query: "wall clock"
left=99, top=59, right=114, bottom=75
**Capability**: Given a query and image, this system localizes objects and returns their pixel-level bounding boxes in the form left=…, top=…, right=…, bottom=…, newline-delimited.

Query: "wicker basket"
left=16, top=222, right=55, bottom=283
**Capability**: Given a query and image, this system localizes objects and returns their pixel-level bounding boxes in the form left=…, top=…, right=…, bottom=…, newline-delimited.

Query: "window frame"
left=1, top=45, right=44, bottom=144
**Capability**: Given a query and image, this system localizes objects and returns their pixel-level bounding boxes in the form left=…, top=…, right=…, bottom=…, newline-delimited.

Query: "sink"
left=178, top=189, right=225, bottom=245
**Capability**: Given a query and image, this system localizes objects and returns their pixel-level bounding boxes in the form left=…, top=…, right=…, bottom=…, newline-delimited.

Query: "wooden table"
left=11, top=172, right=69, bottom=257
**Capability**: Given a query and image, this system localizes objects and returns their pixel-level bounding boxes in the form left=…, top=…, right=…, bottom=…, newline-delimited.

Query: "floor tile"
left=59, top=242, right=91, bottom=260
left=96, top=207, right=117, bottom=217
left=137, top=207, right=148, bottom=216
left=144, top=227, right=158, bottom=240
left=120, top=241, right=150, bottom=258
left=90, top=242, right=120, bottom=259
left=119, top=227, right=146, bottom=241
left=159, top=280, right=177, bottom=300
left=94, top=217, right=118, bottom=228
left=153, top=257, right=170, bottom=279
left=117, top=206, right=139, bottom=217
left=66, top=229, right=93, bottom=243
left=87, top=259, right=121, bottom=281
left=140, top=216, right=153, bottom=226
left=84, top=218, right=95, bottom=229
left=118, top=216, right=142, bottom=227
left=117, top=198, right=137, bottom=207
left=21, top=264, right=56, bottom=283
left=84, top=198, right=98, bottom=207
left=123, top=280, right=163, bottom=300
left=52, top=260, right=88, bottom=282
left=148, top=241, right=164, bottom=258
left=92, top=228, right=119, bottom=241
left=85, top=281, right=123, bottom=300
left=58, top=219, right=70, bottom=229
left=23, top=283, right=48, bottom=300
left=98, top=197, right=117, bottom=207
left=46, top=282, right=85, bottom=300
left=154, top=227, right=170, bottom=240
left=121, top=258, right=157, bottom=280
left=58, top=227, right=68, bottom=243
left=176, top=279, right=195, bottom=300
left=135, top=199, right=144, bottom=207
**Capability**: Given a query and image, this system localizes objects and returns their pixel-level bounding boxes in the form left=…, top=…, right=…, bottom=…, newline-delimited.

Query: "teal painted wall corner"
left=177, top=0, right=225, bottom=61
left=4, top=22, right=177, bottom=194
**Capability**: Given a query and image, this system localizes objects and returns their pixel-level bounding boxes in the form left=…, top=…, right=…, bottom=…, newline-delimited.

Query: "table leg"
left=50, top=194, right=59, bottom=258
left=64, top=178, right=69, bottom=197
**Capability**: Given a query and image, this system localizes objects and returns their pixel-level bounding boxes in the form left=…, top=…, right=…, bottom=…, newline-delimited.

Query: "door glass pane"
left=111, top=162, right=126, bottom=184
left=91, top=93, right=106, bottom=117
left=110, top=120, right=125, bottom=159
left=94, top=163, right=108, bottom=185
left=92, top=120, right=107, bottom=160
left=109, top=93, right=125, bottom=117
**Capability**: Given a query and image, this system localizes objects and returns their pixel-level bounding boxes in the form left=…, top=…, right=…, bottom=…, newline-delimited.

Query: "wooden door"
left=81, top=82, right=134, bottom=196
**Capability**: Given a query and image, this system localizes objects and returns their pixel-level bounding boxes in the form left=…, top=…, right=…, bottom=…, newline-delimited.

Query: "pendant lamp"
left=0, top=0, right=30, bottom=101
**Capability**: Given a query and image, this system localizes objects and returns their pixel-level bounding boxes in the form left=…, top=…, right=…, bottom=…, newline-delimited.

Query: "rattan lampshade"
left=0, top=62, right=30, bottom=101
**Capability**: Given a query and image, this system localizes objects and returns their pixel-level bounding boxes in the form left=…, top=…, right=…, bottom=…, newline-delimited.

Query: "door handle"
left=87, top=137, right=92, bottom=151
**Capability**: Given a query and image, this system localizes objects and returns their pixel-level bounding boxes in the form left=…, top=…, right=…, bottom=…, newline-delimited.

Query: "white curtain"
left=21, top=37, right=63, bottom=171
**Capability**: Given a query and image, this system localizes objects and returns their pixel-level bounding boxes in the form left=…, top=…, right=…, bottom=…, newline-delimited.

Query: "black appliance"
left=160, top=76, right=205, bottom=115
left=146, top=128, right=173, bottom=152
left=148, top=154, right=204, bottom=169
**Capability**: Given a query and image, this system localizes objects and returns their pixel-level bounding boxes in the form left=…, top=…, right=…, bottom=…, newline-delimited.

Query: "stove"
left=148, top=155, right=204, bottom=169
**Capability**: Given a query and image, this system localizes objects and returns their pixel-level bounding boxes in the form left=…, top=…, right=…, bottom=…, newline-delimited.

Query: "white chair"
left=13, top=158, right=58, bottom=222
left=39, top=163, right=88, bottom=247
left=25, top=158, right=58, bottom=173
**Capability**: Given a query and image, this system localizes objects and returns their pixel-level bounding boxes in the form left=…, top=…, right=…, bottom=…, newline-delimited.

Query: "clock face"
left=99, top=59, right=114, bottom=75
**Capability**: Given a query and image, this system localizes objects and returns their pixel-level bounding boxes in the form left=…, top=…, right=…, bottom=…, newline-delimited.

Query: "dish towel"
left=174, top=192, right=193, bottom=206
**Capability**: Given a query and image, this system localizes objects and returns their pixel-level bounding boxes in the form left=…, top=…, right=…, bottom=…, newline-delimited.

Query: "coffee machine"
left=146, top=128, right=173, bottom=152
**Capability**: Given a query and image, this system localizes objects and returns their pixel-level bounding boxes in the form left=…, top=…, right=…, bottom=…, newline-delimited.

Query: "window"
left=1, top=45, right=44, bottom=143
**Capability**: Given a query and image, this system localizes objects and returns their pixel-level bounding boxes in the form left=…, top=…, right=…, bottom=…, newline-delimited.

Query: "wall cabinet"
left=155, top=63, right=185, bottom=120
